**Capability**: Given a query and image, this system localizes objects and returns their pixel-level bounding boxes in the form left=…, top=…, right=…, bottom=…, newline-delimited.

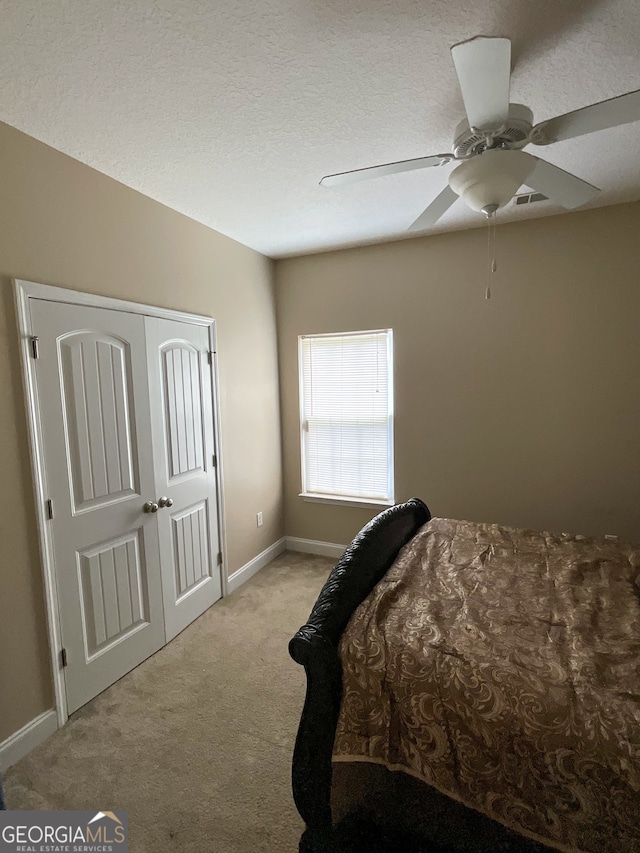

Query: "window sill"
left=299, top=493, right=395, bottom=510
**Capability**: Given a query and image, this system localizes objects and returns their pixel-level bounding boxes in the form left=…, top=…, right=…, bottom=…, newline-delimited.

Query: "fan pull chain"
left=485, top=210, right=497, bottom=299
left=492, top=213, right=497, bottom=273
left=486, top=214, right=490, bottom=298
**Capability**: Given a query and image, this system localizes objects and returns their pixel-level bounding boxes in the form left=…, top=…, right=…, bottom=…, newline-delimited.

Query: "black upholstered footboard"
left=289, top=498, right=431, bottom=852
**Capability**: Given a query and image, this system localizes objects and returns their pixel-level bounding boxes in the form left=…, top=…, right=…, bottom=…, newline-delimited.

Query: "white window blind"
left=299, top=330, right=393, bottom=503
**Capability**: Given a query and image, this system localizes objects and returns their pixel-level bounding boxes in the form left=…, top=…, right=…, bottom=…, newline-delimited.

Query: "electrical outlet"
left=257, top=511, right=263, bottom=527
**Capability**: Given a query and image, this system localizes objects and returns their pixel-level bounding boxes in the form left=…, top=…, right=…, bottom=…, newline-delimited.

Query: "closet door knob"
left=143, top=501, right=159, bottom=513
left=158, top=496, right=174, bottom=508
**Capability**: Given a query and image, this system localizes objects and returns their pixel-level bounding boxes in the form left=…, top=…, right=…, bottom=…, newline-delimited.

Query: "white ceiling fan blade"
left=514, top=151, right=600, bottom=209
left=532, top=89, right=640, bottom=144
left=320, top=154, right=450, bottom=187
left=451, top=36, right=511, bottom=131
left=409, top=185, right=458, bottom=231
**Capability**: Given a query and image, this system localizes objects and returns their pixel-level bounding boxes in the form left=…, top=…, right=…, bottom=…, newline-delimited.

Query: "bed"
left=289, top=498, right=640, bottom=853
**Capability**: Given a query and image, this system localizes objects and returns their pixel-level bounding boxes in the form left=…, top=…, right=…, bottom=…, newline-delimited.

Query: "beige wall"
left=276, top=201, right=640, bottom=548
left=0, top=122, right=283, bottom=742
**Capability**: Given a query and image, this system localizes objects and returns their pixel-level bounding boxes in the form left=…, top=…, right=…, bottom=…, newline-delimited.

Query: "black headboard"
left=289, top=498, right=431, bottom=852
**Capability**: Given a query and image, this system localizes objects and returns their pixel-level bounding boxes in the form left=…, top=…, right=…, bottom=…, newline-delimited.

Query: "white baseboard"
left=285, top=537, right=346, bottom=559
left=0, top=710, right=58, bottom=772
left=226, top=537, right=287, bottom=594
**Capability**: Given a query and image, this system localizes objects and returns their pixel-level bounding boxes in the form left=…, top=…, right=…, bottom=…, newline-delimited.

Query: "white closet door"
left=145, top=317, right=222, bottom=641
left=30, top=299, right=166, bottom=715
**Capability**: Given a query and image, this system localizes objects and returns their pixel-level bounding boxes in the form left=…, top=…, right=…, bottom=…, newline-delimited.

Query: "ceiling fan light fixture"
left=448, top=149, right=535, bottom=213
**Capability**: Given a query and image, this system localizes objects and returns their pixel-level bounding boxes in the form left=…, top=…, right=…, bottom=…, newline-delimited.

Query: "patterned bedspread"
left=333, top=517, right=640, bottom=852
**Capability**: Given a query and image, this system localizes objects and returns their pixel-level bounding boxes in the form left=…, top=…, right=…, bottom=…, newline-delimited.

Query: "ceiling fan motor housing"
left=452, top=103, right=534, bottom=158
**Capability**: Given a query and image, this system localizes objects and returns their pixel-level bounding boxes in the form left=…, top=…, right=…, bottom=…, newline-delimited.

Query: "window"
left=299, top=329, right=394, bottom=505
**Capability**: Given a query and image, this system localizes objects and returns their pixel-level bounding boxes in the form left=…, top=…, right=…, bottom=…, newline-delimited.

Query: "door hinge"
left=30, top=336, right=40, bottom=359
left=212, top=454, right=217, bottom=468
left=217, top=551, right=223, bottom=566
left=208, top=351, right=214, bottom=365
left=46, top=498, right=54, bottom=520
left=60, top=648, right=68, bottom=668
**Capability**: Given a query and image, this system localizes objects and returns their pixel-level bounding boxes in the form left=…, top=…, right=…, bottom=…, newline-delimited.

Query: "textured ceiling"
left=1, top=0, right=639, bottom=257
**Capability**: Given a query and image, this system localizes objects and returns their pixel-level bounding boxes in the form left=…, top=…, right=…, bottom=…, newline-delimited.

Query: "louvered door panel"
left=79, top=532, right=148, bottom=656
left=60, top=333, right=138, bottom=512
left=162, top=345, right=204, bottom=479
left=172, top=501, right=211, bottom=599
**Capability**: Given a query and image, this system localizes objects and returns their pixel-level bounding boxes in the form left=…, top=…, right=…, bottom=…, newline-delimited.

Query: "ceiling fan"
left=320, top=36, right=640, bottom=231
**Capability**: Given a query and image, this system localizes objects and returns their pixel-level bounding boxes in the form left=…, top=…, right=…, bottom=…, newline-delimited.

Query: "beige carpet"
left=5, top=551, right=334, bottom=853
